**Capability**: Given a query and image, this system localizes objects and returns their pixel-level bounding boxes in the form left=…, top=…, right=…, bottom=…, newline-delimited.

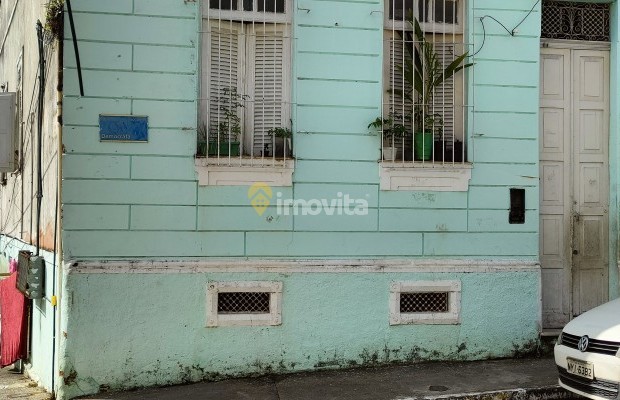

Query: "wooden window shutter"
left=246, top=24, right=289, bottom=156
left=206, top=22, right=245, bottom=143
left=432, top=42, right=455, bottom=144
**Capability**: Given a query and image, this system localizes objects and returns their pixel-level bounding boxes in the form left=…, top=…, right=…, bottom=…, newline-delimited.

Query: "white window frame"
left=380, top=0, right=471, bottom=191
left=206, top=281, right=283, bottom=327
left=389, top=280, right=461, bottom=325
left=384, top=0, right=464, bottom=34
left=198, top=0, right=294, bottom=186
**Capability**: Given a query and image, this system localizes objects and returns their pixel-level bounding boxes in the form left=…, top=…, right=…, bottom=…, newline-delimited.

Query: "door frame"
left=539, top=39, right=614, bottom=329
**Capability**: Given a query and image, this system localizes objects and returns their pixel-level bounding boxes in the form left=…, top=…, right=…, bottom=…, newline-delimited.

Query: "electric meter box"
left=0, top=92, right=16, bottom=173
left=17, top=250, right=45, bottom=300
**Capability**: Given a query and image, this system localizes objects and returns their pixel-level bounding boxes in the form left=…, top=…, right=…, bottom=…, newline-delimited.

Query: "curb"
left=401, top=385, right=574, bottom=400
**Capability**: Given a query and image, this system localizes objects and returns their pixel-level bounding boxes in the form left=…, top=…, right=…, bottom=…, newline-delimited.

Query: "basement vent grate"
left=400, top=292, right=449, bottom=313
left=541, top=1, right=610, bottom=42
left=217, top=292, right=270, bottom=314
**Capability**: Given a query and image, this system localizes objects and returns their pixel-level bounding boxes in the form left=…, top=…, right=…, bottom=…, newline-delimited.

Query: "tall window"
left=382, top=0, right=470, bottom=164
left=200, top=0, right=292, bottom=161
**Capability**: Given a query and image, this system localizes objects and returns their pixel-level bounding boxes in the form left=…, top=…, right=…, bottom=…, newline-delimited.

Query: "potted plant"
left=268, top=126, right=293, bottom=158
left=208, top=87, right=247, bottom=157
left=197, top=123, right=209, bottom=157
left=368, top=114, right=411, bottom=161
left=395, top=11, right=474, bottom=161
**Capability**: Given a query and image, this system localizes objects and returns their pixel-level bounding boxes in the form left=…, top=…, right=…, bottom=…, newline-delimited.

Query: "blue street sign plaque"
left=99, top=115, right=148, bottom=142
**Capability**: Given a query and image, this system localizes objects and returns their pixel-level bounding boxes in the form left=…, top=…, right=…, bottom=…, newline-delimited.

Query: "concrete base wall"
left=58, top=263, right=541, bottom=399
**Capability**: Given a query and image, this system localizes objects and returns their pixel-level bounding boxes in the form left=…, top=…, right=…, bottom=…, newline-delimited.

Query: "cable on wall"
left=472, top=0, right=540, bottom=57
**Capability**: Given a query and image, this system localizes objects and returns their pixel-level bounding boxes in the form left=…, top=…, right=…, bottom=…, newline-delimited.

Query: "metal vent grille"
left=400, top=292, right=449, bottom=313
left=542, top=1, right=610, bottom=42
left=217, top=292, right=270, bottom=314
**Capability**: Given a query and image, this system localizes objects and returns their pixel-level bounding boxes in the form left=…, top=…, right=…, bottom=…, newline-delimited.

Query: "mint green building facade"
left=1, top=0, right=620, bottom=399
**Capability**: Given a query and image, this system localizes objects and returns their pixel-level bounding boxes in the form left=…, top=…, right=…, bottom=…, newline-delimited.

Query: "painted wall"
left=0, top=0, right=61, bottom=255
left=58, top=268, right=540, bottom=399
left=0, top=0, right=61, bottom=394
left=0, top=237, right=58, bottom=392
left=56, top=0, right=548, bottom=398
left=61, top=0, right=542, bottom=261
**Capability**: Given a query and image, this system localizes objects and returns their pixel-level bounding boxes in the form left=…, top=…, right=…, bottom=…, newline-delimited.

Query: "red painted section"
left=0, top=273, right=28, bottom=367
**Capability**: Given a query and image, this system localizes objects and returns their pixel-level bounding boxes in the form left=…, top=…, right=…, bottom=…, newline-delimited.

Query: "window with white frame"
left=379, top=0, right=471, bottom=165
left=389, top=280, right=461, bottom=325
left=200, top=0, right=292, bottom=164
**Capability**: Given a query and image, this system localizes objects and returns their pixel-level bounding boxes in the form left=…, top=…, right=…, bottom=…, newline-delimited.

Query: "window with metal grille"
left=380, top=0, right=471, bottom=166
left=207, top=281, right=282, bottom=327
left=217, top=292, right=270, bottom=314
left=390, top=281, right=461, bottom=325
left=400, top=291, right=449, bottom=313
left=200, top=0, right=292, bottom=166
left=541, top=1, right=610, bottom=42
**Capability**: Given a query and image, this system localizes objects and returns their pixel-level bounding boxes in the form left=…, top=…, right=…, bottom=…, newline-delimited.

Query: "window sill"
left=195, top=158, right=294, bottom=187
left=380, top=162, right=472, bottom=192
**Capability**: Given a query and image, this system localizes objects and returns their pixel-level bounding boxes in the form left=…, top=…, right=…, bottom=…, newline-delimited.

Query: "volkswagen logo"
left=577, top=335, right=589, bottom=352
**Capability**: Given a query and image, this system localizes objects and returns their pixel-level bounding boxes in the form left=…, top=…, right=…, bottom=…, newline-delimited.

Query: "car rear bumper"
left=555, top=344, right=620, bottom=400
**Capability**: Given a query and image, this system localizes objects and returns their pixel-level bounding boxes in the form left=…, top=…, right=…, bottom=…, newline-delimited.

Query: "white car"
left=554, top=298, right=620, bottom=400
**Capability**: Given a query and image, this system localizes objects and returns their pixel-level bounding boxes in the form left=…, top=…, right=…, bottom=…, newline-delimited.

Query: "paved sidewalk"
left=81, top=357, right=577, bottom=400
left=0, top=366, right=52, bottom=400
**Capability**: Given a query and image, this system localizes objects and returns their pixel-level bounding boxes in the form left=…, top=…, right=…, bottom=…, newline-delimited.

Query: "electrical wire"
left=1, top=40, right=55, bottom=251
left=472, top=0, right=540, bottom=57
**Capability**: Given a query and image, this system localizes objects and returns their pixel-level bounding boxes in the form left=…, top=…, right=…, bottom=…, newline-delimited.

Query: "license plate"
left=567, top=358, right=594, bottom=380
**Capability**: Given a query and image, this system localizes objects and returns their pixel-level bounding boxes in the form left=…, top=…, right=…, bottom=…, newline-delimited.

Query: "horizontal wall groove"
left=474, top=84, right=537, bottom=89
left=297, top=24, right=379, bottom=31
left=69, top=11, right=196, bottom=20
left=63, top=178, right=197, bottom=183
left=297, top=77, right=379, bottom=84
left=64, top=66, right=194, bottom=76
left=63, top=95, right=196, bottom=102
left=297, top=50, right=379, bottom=57
left=63, top=39, right=195, bottom=48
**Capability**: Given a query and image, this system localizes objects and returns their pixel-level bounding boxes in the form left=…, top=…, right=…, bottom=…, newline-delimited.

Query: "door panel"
left=540, top=48, right=572, bottom=328
left=539, top=47, right=610, bottom=328
left=571, top=49, right=609, bottom=317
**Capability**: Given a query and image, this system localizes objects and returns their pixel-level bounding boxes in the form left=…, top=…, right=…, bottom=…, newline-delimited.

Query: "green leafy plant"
left=267, top=127, right=292, bottom=139
left=214, top=87, right=248, bottom=143
left=268, top=126, right=293, bottom=157
left=395, top=10, right=474, bottom=134
left=44, top=0, right=64, bottom=40
left=368, top=114, right=410, bottom=142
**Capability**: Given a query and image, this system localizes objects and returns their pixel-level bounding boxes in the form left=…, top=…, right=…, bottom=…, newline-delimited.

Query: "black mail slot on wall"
left=509, top=188, right=526, bottom=224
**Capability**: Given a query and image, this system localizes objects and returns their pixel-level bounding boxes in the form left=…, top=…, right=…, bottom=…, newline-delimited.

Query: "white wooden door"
left=539, top=47, right=610, bottom=329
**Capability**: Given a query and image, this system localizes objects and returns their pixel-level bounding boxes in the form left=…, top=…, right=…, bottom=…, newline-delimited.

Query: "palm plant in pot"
left=395, top=11, right=473, bottom=161
left=368, top=114, right=411, bottom=161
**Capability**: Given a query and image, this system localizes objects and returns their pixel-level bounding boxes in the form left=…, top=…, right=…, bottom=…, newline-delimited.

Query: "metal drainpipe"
left=51, top=27, right=64, bottom=396
left=35, top=21, right=45, bottom=257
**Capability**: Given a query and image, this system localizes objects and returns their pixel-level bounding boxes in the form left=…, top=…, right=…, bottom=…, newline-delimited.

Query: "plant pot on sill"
left=382, top=146, right=399, bottom=161
left=273, top=137, right=292, bottom=158
left=208, top=141, right=240, bottom=157
left=414, top=131, right=433, bottom=161
left=197, top=140, right=209, bottom=157
left=434, top=140, right=465, bottom=162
